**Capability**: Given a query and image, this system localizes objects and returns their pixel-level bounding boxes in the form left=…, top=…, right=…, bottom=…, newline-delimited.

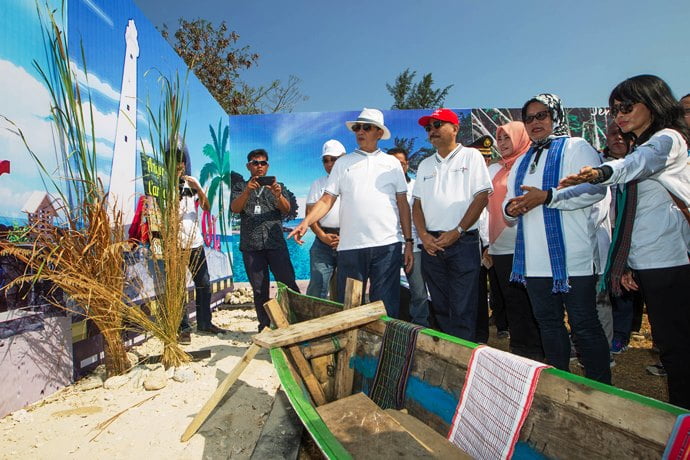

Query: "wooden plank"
left=385, top=409, right=471, bottom=459
left=334, top=278, right=362, bottom=400
left=249, top=388, right=303, bottom=460
left=357, top=321, right=675, bottom=457
left=253, top=301, right=385, bottom=348
left=317, top=393, right=463, bottom=459
left=181, top=343, right=261, bottom=442
left=263, top=299, right=327, bottom=406
left=301, top=335, right=349, bottom=359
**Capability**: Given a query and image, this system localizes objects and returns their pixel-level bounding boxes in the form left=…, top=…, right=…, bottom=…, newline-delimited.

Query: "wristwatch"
left=456, top=225, right=466, bottom=237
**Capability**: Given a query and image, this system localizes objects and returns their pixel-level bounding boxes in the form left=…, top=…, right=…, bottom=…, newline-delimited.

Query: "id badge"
left=254, top=205, right=262, bottom=215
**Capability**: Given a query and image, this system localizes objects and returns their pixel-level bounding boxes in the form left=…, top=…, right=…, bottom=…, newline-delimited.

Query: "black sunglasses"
left=249, top=160, right=268, bottom=166
left=424, top=120, right=445, bottom=132
left=351, top=123, right=376, bottom=132
left=610, top=101, right=636, bottom=117
left=523, top=110, right=550, bottom=124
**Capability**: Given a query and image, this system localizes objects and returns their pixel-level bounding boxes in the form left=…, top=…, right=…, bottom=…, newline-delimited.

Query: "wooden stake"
left=334, top=278, right=362, bottom=399
left=180, top=343, right=261, bottom=442
left=301, top=335, right=349, bottom=359
left=263, top=299, right=328, bottom=406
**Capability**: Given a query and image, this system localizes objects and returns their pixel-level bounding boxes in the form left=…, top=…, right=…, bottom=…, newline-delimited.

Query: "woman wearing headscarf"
left=560, top=75, right=690, bottom=409
left=503, top=94, right=611, bottom=384
left=487, top=122, right=544, bottom=361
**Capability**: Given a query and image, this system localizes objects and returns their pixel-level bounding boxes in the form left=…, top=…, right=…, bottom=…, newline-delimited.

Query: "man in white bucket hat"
left=305, top=139, right=346, bottom=299
left=289, top=108, right=413, bottom=318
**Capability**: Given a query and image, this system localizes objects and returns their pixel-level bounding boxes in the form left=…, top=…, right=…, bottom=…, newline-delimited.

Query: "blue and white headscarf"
left=521, top=93, right=569, bottom=147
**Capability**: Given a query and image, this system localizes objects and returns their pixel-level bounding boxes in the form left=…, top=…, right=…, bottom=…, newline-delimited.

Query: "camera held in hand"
left=179, top=177, right=196, bottom=198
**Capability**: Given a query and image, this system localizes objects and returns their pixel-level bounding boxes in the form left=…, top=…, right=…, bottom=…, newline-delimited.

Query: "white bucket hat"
left=345, top=108, right=391, bottom=140
left=322, top=139, right=346, bottom=157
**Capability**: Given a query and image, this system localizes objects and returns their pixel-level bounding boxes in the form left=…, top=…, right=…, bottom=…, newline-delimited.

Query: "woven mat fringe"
left=369, top=320, right=423, bottom=410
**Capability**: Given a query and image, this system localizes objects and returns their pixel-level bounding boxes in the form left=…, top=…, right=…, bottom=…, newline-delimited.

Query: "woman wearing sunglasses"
left=503, top=93, right=611, bottom=384
left=560, top=75, right=690, bottom=409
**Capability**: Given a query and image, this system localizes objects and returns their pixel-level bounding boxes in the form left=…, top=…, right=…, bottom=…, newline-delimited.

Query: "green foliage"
left=161, top=19, right=307, bottom=114
left=386, top=69, right=453, bottom=110
left=200, top=120, right=231, bottom=253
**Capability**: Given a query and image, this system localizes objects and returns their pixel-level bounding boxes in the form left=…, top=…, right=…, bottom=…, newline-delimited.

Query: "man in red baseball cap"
left=412, top=108, right=493, bottom=341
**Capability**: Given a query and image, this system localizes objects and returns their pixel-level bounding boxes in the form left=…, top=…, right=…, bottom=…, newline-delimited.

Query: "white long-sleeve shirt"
left=601, top=129, right=690, bottom=269
left=504, top=137, right=606, bottom=277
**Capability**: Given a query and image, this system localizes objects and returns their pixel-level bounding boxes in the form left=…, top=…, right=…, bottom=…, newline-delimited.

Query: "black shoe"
left=197, top=324, right=228, bottom=334
left=178, top=330, right=192, bottom=345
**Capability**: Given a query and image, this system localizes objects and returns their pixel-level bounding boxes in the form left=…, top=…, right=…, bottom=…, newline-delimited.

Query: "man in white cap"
left=289, top=108, right=413, bottom=318
left=305, top=139, right=346, bottom=299
left=413, top=108, right=493, bottom=341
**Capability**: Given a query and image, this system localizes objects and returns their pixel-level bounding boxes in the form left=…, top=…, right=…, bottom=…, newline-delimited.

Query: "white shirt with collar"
left=307, top=175, right=340, bottom=229
left=412, top=144, right=493, bottom=232
left=503, top=137, right=606, bottom=277
left=601, top=129, right=690, bottom=269
left=324, top=149, right=408, bottom=251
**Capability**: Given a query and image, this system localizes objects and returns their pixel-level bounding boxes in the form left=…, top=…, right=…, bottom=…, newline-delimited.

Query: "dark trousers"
left=180, top=246, right=212, bottom=330
left=421, top=232, right=480, bottom=342
left=611, top=290, right=636, bottom=344
left=493, top=254, right=544, bottom=360
left=337, top=242, right=402, bottom=318
left=637, top=265, right=690, bottom=409
left=242, top=246, right=300, bottom=332
left=476, top=266, right=491, bottom=343
left=526, top=275, right=611, bottom=384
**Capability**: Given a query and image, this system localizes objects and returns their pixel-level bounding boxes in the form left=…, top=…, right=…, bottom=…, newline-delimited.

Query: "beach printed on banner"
left=228, top=107, right=609, bottom=282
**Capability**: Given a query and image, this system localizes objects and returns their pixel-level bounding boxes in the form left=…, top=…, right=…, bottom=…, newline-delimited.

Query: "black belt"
left=321, top=227, right=340, bottom=235
left=426, top=229, right=478, bottom=238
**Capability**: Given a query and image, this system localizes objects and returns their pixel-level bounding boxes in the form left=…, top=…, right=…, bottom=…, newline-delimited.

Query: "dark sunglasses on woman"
left=424, top=120, right=445, bottom=132
left=609, top=101, right=636, bottom=117
left=351, top=123, right=376, bottom=132
left=523, top=110, right=550, bottom=124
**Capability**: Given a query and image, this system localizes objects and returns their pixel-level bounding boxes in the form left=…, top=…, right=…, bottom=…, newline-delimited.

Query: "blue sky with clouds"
left=134, top=0, right=689, bottom=113
left=0, top=0, right=226, bottom=222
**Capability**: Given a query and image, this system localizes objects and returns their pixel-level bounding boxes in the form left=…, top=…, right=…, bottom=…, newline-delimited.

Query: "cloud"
left=80, top=100, right=117, bottom=145
left=79, top=0, right=114, bottom=28
left=70, top=61, right=120, bottom=102
left=0, top=186, right=40, bottom=219
left=274, top=112, right=343, bottom=145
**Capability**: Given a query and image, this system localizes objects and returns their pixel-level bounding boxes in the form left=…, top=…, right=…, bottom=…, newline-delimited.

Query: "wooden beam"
left=301, top=335, right=349, bottom=359
left=253, top=300, right=385, bottom=349
left=181, top=343, right=261, bottom=442
left=263, top=299, right=327, bottom=406
left=334, top=278, right=362, bottom=399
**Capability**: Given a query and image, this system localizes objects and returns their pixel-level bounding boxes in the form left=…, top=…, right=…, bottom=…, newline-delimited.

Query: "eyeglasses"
left=609, top=101, right=636, bottom=117
left=424, top=120, right=445, bottom=132
left=351, top=123, right=376, bottom=132
left=523, top=110, right=550, bottom=124
left=249, top=160, right=268, bottom=167
left=322, top=156, right=338, bottom=163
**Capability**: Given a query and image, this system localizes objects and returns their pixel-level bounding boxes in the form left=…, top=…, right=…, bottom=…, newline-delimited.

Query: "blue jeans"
left=525, top=276, right=611, bottom=384
left=337, top=242, right=402, bottom=318
left=421, top=232, right=481, bottom=341
left=612, top=291, right=634, bottom=344
left=306, top=238, right=337, bottom=299
left=405, top=251, right=429, bottom=327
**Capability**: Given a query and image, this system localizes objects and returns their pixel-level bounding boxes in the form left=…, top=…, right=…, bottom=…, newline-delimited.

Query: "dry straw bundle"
left=0, top=3, right=196, bottom=374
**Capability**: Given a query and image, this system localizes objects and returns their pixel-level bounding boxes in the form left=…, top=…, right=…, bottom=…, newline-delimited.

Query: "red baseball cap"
left=418, top=108, right=459, bottom=127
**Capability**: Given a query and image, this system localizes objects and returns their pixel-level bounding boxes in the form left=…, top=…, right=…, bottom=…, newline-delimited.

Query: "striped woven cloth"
left=369, top=319, right=423, bottom=410
left=448, top=345, right=549, bottom=460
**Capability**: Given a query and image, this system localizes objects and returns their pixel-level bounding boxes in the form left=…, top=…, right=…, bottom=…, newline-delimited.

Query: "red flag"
left=0, top=160, right=10, bottom=175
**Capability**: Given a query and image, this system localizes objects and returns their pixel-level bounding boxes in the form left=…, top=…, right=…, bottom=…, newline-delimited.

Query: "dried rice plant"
left=0, top=4, right=193, bottom=374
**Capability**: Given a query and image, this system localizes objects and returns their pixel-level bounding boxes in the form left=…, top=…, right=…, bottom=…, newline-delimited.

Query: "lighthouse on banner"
left=108, top=19, right=139, bottom=227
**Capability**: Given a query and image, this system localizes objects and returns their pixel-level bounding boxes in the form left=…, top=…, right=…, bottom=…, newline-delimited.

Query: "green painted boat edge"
left=273, top=285, right=688, bottom=451
left=269, top=347, right=352, bottom=460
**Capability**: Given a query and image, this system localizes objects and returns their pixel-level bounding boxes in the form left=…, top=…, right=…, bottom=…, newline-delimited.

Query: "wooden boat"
left=253, top=282, right=688, bottom=459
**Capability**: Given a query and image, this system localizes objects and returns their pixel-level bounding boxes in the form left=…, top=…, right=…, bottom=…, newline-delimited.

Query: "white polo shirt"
left=324, top=149, right=408, bottom=251
left=306, top=175, right=340, bottom=229
left=412, top=145, right=493, bottom=232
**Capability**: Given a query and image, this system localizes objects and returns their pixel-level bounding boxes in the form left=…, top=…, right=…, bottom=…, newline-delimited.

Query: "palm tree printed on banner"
left=200, top=120, right=231, bottom=254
